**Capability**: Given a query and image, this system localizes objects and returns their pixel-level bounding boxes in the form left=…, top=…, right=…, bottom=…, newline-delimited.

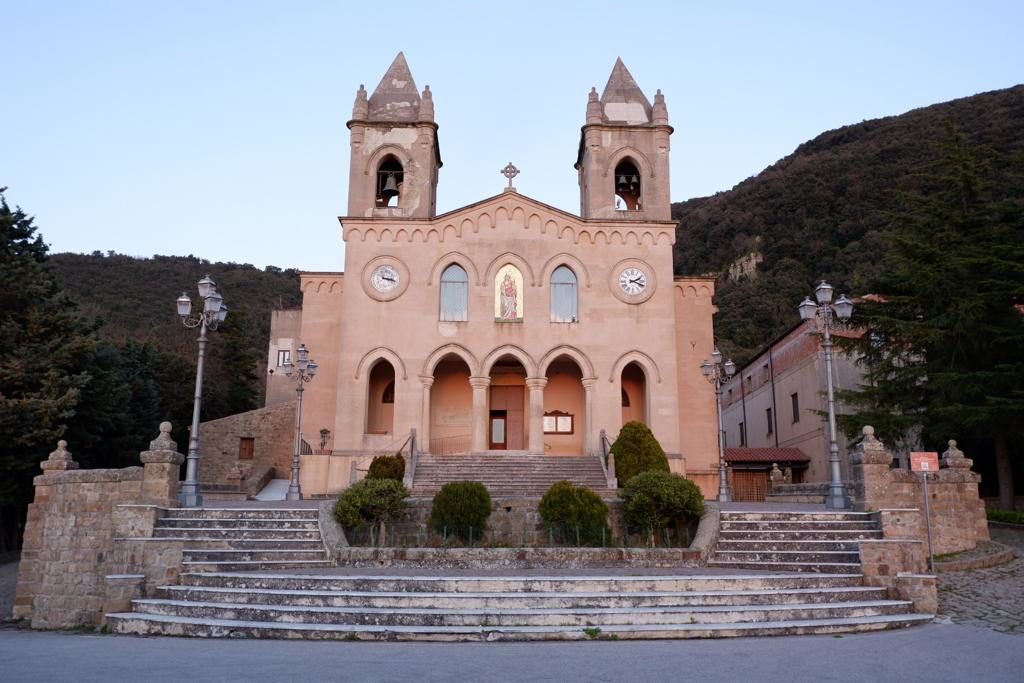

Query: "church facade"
left=265, top=54, right=721, bottom=497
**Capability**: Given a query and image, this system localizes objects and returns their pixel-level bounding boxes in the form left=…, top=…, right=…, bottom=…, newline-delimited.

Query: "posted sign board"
left=911, top=452, right=939, bottom=472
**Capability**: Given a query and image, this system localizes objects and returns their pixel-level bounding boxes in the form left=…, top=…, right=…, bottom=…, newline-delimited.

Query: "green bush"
left=428, top=481, right=492, bottom=541
left=333, top=478, right=409, bottom=545
left=367, top=453, right=405, bottom=481
left=538, top=480, right=611, bottom=546
left=621, top=471, right=704, bottom=545
left=987, top=508, right=1024, bottom=525
left=610, top=421, right=669, bottom=486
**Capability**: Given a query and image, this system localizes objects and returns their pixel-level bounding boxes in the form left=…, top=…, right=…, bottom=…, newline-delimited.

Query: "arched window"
left=550, top=265, right=578, bottom=323
left=614, top=159, right=641, bottom=211
left=382, top=381, right=395, bottom=404
left=376, top=156, right=403, bottom=208
left=439, top=264, right=468, bottom=321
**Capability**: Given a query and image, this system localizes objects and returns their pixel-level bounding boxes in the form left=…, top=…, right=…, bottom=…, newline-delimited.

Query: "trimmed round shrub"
left=367, top=453, right=405, bottom=481
left=610, top=421, right=669, bottom=486
left=621, top=471, right=704, bottom=543
left=333, top=478, right=409, bottom=545
left=428, top=481, right=492, bottom=540
left=538, top=480, right=611, bottom=546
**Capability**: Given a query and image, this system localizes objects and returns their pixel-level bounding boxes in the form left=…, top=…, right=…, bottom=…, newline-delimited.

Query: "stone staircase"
left=708, top=511, right=882, bottom=573
left=410, top=453, right=613, bottom=498
left=105, top=570, right=930, bottom=640
left=152, top=508, right=332, bottom=572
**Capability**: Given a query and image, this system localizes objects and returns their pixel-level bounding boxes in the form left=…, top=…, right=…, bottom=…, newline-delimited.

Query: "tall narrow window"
left=614, top=159, right=641, bottom=210
left=439, top=264, right=468, bottom=321
left=739, top=421, right=746, bottom=447
left=550, top=265, right=578, bottom=322
left=791, top=392, right=800, bottom=423
left=766, top=407, right=774, bottom=435
left=375, top=156, right=403, bottom=208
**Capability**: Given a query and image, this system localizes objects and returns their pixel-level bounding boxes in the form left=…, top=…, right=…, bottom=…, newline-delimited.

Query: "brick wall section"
left=12, top=425, right=185, bottom=628
left=850, top=427, right=989, bottom=555
left=198, top=402, right=295, bottom=488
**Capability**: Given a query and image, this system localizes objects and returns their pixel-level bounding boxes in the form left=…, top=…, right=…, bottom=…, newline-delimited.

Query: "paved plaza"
left=936, top=527, right=1024, bottom=635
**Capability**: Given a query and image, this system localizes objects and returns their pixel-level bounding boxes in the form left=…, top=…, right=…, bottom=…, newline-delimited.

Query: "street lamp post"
left=281, top=344, right=318, bottom=501
left=701, top=349, right=737, bottom=502
left=799, top=281, right=854, bottom=510
left=176, top=275, right=228, bottom=508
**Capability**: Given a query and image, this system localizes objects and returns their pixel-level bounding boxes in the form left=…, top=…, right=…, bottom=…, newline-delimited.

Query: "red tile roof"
left=724, top=447, right=810, bottom=463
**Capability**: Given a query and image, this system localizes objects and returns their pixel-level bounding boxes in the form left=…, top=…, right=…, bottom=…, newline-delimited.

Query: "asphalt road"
left=1, top=621, right=1021, bottom=682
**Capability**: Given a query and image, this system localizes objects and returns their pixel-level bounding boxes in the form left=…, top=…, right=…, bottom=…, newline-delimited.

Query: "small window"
left=550, top=265, right=578, bottom=323
left=543, top=410, right=574, bottom=434
left=791, top=393, right=800, bottom=423
left=440, top=264, right=468, bottom=321
left=382, top=381, right=395, bottom=404
left=621, top=389, right=630, bottom=407
left=614, top=159, right=641, bottom=211
left=238, top=437, right=255, bottom=460
left=762, top=363, right=770, bottom=382
left=738, top=421, right=746, bottom=447
left=276, top=350, right=291, bottom=367
left=745, top=375, right=752, bottom=390
left=766, top=408, right=774, bottom=435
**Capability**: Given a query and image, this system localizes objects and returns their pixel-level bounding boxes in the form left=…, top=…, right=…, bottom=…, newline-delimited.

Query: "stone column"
left=526, top=377, right=548, bottom=455
left=139, top=422, right=186, bottom=507
left=849, top=425, right=893, bottom=512
left=469, top=376, right=490, bottom=453
left=582, top=378, right=598, bottom=456
left=419, top=376, right=434, bottom=452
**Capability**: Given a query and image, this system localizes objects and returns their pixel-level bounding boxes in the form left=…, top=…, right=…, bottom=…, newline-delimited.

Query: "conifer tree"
left=842, top=127, right=1024, bottom=509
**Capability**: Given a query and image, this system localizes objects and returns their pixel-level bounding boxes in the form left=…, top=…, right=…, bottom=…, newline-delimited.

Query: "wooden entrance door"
left=489, top=386, right=524, bottom=449
left=732, top=470, right=769, bottom=502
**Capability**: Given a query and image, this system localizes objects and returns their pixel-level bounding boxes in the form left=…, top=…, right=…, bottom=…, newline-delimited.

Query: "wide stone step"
left=155, top=538, right=325, bottom=551
left=711, top=550, right=861, bottom=564
left=159, top=584, right=889, bottom=609
left=157, top=518, right=319, bottom=530
left=106, top=611, right=933, bottom=640
left=128, top=598, right=913, bottom=627
left=182, top=560, right=333, bottom=572
left=183, top=549, right=328, bottom=562
left=719, top=530, right=883, bottom=541
left=720, top=521, right=879, bottom=531
left=716, top=540, right=859, bottom=552
left=706, top=561, right=862, bottom=574
left=152, top=528, right=322, bottom=540
left=719, top=512, right=873, bottom=522
left=165, top=508, right=319, bottom=520
left=177, top=572, right=867, bottom=594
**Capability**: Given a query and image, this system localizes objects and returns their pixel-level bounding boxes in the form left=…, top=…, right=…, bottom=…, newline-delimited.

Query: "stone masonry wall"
left=13, top=425, right=185, bottom=628
left=850, top=427, right=989, bottom=555
left=198, top=402, right=295, bottom=489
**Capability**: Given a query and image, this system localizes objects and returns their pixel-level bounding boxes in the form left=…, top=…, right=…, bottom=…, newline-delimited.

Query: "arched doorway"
left=544, top=356, right=585, bottom=455
left=621, top=361, right=647, bottom=425
left=488, top=355, right=527, bottom=450
left=430, top=354, right=472, bottom=454
left=366, top=359, right=395, bottom=435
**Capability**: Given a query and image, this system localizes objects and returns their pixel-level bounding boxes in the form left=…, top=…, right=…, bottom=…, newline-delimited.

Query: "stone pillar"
left=582, top=378, right=598, bottom=456
left=419, top=376, right=434, bottom=452
left=469, top=376, right=490, bottom=453
left=526, top=377, right=548, bottom=455
left=849, top=425, right=893, bottom=511
left=139, top=422, right=186, bottom=507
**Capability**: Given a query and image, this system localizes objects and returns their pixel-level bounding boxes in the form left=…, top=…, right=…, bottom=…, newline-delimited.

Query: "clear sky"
left=4, top=1, right=1021, bottom=272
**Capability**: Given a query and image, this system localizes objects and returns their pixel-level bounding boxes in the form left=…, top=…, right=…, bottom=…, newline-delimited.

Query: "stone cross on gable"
left=501, top=162, right=519, bottom=191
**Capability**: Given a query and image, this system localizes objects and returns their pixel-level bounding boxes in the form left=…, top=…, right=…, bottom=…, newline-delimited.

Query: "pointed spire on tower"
left=352, top=83, right=368, bottom=119
left=367, top=52, right=421, bottom=121
left=599, top=57, right=652, bottom=124
left=586, top=86, right=602, bottom=124
left=652, top=88, right=668, bottom=125
left=417, top=85, right=434, bottom=122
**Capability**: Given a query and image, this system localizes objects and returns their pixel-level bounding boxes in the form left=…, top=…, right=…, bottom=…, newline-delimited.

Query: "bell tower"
left=346, top=52, right=442, bottom=218
left=575, top=58, right=672, bottom=221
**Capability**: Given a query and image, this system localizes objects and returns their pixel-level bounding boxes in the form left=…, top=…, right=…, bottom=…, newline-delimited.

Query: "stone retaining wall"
left=197, top=402, right=295, bottom=489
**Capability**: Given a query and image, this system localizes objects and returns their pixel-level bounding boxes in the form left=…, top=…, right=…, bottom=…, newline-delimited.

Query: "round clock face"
left=371, top=264, right=400, bottom=292
left=618, top=267, right=647, bottom=295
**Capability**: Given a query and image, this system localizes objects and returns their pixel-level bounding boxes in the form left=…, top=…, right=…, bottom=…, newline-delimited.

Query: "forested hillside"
left=673, top=85, right=1024, bottom=363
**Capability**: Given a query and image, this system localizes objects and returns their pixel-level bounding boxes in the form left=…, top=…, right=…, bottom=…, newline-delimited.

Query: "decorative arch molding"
left=540, top=253, right=591, bottom=288
left=422, top=343, right=480, bottom=377
left=605, top=146, right=655, bottom=180
left=481, top=344, right=537, bottom=377
left=538, top=345, right=596, bottom=379
left=609, top=351, right=662, bottom=384
left=484, top=252, right=536, bottom=287
left=361, top=144, right=413, bottom=177
left=428, top=251, right=480, bottom=286
left=354, top=347, right=408, bottom=381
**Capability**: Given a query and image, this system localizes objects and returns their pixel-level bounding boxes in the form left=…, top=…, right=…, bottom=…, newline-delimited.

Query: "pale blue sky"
left=3, top=1, right=1021, bottom=272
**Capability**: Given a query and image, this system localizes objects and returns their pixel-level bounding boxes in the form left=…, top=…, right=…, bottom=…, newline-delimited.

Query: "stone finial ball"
left=863, top=426, right=874, bottom=437
left=58, top=440, right=68, bottom=448
left=159, top=421, right=172, bottom=434
left=948, top=439, right=957, bottom=448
